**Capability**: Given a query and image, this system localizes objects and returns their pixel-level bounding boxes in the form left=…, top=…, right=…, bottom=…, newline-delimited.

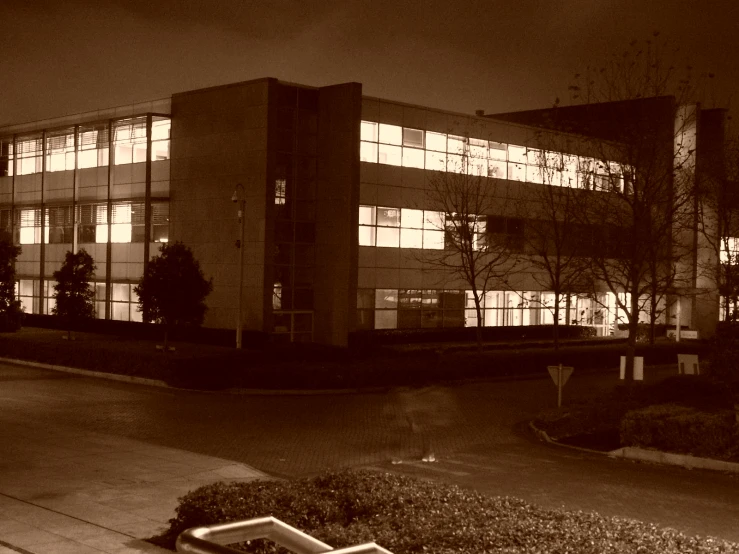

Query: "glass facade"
left=0, top=114, right=171, bottom=320
left=360, top=120, right=626, bottom=191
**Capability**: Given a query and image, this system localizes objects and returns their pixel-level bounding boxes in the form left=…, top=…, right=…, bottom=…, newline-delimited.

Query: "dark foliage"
left=0, top=238, right=22, bottom=332
left=52, top=250, right=96, bottom=330
left=351, top=324, right=597, bottom=348
left=155, top=469, right=738, bottom=553
left=135, top=241, right=212, bottom=330
left=621, top=404, right=738, bottom=459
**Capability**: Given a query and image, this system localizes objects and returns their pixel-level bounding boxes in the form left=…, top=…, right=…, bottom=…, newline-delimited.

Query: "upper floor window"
left=113, top=118, right=147, bottom=165
left=0, top=138, right=13, bottom=177
left=78, top=124, right=109, bottom=169
left=151, top=117, right=171, bottom=161
left=16, top=136, right=42, bottom=175
left=360, top=120, right=625, bottom=192
left=45, top=131, right=75, bottom=173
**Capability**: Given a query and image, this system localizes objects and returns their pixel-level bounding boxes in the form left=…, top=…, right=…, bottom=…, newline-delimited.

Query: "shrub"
left=160, top=469, right=738, bottom=554
left=644, top=375, right=736, bottom=411
left=620, top=403, right=739, bottom=459
left=0, top=300, right=23, bottom=332
left=707, top=336, right=739, bottom=384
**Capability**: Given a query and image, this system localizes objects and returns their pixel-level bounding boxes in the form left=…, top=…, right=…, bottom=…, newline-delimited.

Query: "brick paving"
left=0, top=360, right=738, bottom=552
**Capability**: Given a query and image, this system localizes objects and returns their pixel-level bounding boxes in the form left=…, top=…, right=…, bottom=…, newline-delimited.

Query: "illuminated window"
left=402, top=147, right=424, bottom=169
left=721, top=237, right=739, bottom=264
left=425, top=150, right=446, bottom=172
left=151, top=117, right=171, bottom=161
left=113, top=118, right=147, bottom=165
left=361, top=121, right=378, bottom=142
left=111, top=283, right=143, bottom=322
left=425, top=131, right=446, bottom=152
left=78, top=125, right=109, bottom=169
left=378, top=144, right=402, bottom=166
left=45, top=131, right=75, bottom=172
left=358, top=205, right=377, bottom=246
left=16, top=136, right=42, bottom=175
left=360, top=141, right=377, bottom=163
left=379, top=124, right=402, bottom=145
left=275, top=179, right=286, bottom=205
left=16, top=208, right=42, bottom=244
left=358, top=120, right=625, bottom=192
left=447, top=135, right=466, bottom=155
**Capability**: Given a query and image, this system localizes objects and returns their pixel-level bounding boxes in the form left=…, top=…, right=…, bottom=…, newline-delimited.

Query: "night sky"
left=1, top=0, right=737, bottom=127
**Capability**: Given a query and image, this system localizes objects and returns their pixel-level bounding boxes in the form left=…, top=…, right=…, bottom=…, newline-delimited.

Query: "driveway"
left=0, top=360, right=737, bottom=551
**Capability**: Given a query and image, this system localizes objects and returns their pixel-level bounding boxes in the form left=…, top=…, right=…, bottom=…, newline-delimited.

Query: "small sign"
left=547, top=365, right=574, bottom=387
left=547, top=364, right=574, bottom=408
left=667, top=330, right=699, bottom=340
left=677, top=354, right=700, bottom=375
left=619, top=356, right=643, bottom=380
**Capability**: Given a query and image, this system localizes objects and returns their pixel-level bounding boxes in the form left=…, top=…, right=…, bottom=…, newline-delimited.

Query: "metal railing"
left=176, top=516, right=394, bottom=554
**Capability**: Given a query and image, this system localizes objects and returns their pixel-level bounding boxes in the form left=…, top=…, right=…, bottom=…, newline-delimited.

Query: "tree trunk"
left=553, top=290, right=561, bottom=357
left=473, top=291, right=483, bottom=354
left=624, top=289, right=640, bottom=385
left=163, top=325, right=169, bottom=353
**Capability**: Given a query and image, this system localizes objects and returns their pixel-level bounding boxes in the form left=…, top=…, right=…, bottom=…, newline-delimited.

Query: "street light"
left=232, top=183, right=245, bottom=349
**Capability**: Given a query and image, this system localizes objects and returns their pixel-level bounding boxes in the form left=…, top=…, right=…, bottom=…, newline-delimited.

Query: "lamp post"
left=231, top=184, right=245, bottom=349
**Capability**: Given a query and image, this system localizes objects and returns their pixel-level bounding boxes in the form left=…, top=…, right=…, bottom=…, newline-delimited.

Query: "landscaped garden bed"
left=150, top=469, right=738, bottom=553
left=535, top=374, right=739, bottom=462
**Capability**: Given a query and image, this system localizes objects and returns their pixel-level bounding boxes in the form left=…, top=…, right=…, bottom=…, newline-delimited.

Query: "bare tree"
left=516, top=139, right=592, bottom=354
left=695, top=132, right=739, bottom=323
left=420, top=141, right=518, bottom=350
left=562, top=35, right=700, bottom=380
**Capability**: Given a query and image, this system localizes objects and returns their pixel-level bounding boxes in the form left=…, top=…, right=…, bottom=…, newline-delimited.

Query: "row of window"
left=2, top=202, right=169, bottom=245
left=359, top=121, right=626, bottom=191
left=359, top=205, right=521, bottom=251
left=16, top=280, right=142, bottom=322
left=0, top=117, right=170, bottom=176
left=357, top=288, right=649, bottom=332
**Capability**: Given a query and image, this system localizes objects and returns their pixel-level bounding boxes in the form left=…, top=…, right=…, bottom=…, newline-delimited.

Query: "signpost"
left=547, top=364, right=574, bottom=408
left=677, top=354, right=700, bottom=375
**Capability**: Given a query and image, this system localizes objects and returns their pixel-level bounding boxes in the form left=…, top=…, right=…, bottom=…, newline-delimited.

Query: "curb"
left=529, top=420, right=739, bottom=474
left=0, top=357, right=392, bottom=396
left=609, top=446, right=739, bottom=473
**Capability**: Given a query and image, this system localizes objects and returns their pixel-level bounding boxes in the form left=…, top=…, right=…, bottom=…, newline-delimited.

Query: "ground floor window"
left=15, top=279, right=140, bottom=321
left=357, top=288, right=662, bottom=336
left=719, top=296, right=739, bottom=322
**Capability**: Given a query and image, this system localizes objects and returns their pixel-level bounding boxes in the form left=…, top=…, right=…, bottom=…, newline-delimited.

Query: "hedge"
left=620, top=403, right=739, bottom=459
left=536, top=375, right=736, bottom=442
left=156, top=469, right=738, bottom=553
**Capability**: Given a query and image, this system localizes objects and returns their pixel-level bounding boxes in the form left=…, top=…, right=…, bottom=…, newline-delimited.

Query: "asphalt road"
left=1, top=361, right=738, bottom=543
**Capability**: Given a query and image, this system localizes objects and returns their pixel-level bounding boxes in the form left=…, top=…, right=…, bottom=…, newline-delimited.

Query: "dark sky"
left=1, top=0, right=737, bottom=127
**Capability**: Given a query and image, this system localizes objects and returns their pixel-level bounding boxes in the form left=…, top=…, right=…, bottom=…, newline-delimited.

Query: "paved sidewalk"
left=0, top=418, right=267, bottom=554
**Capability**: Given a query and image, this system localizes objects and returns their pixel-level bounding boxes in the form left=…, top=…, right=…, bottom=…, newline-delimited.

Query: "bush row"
left=0, top=327, right=709, bottom=391
left=350, top=324, right=597, bottom=347
left=536, top=375, right=736, bottom=441
left=620, top=403, right=739, bottom=459
left=156, top=469, right=738, bottom=554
